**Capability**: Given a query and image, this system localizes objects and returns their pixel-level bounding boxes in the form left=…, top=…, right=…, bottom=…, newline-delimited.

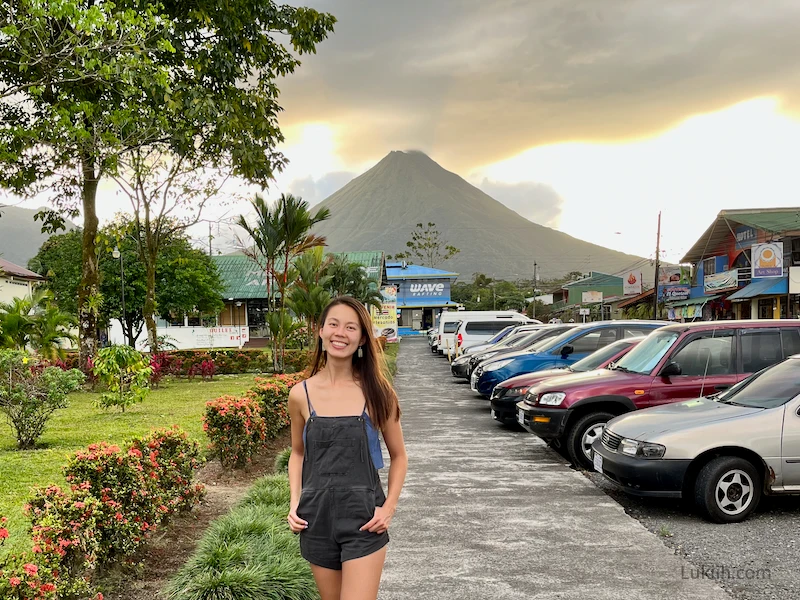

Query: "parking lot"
left=380, top=338, right=732, bottom=600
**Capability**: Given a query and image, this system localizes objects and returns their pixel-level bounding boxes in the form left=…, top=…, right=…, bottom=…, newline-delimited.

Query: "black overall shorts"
left=297, top=383, right=390, bottom=570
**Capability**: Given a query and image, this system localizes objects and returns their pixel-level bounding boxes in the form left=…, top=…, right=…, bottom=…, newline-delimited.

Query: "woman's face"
left=320, top=304, right=365, bottom=358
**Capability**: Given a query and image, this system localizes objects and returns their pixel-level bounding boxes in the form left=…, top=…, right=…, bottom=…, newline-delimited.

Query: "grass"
left=0, top=373, right=258, bottom=556
left=165, top=474, right=317, bottom=600
left=384, top=342, right=399, bottom=377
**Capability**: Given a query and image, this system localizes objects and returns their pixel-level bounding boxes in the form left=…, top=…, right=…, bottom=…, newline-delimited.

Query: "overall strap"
left=303, top=380, right=316, bottom=415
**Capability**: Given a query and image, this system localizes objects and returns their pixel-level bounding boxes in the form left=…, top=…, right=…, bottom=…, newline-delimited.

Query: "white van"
left=436, top=311, right=532, bottom=357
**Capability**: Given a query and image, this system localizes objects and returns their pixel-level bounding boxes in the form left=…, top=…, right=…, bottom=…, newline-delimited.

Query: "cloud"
left=476, top=179, right=564, bottom=228
left=277, top=0, right=800, bottom=170
left=287, top=171, right=357, bottom=206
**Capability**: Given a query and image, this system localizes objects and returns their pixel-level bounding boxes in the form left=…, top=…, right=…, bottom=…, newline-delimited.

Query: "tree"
left=0, top=289, right=75, bottom=358
left=388, top=222, right=460, bottom=268
left=287, top=247, right=332, bottom=344
left=1, top=0, right=336, bottom=368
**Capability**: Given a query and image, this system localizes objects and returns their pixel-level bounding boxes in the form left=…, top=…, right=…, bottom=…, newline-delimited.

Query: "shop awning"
left=727, top=278, right=788, bottom=301
left=667, top=295, right=720, bottom=307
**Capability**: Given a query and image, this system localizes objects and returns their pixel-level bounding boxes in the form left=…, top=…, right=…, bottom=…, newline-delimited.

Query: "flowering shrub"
left=0, top=350, right=85, bottom=449
left=246, top=378, right=290, bottom=439
left=149, top=352, right=170, bottom=388
left=200, top=359, right=215, bottom=381
left=283, top=349, right=311, bottom=373
left=203, top=395, right=266, bottom=468
left=129, top=427, right=206, bottom=516
left=0, top=558, right=58, bottom=600
left=92, top=345, right=152, bottom=412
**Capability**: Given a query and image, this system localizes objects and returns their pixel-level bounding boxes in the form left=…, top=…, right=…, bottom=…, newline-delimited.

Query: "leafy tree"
left=388, top=222, right=460, bottom=268
left=0, top=0, right=336, bottom=367
left=92, top=345, right=152, bottom=412
left=324, top=254, right=383, bottom=310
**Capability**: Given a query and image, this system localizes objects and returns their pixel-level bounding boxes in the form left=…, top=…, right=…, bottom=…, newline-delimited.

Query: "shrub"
left=129, top=427, right=206, bottom=516
left=149, top=352, right=171, bottom=388
left=199, top=359, right=215, bottom=381
left=203, top=396, right=266, bottom=468
left=0, top=350, right=85, bottom=449
left=282, top=349, right=311, bottom=373
left=165, top=474, right=316, bottom=600
left=0, top=557, right=59, bottom=600
left=246, top=378, right=290, bottom=440
left=92, top=345, right=152, bottom=412
left=274, top=447, right=292, bottom=474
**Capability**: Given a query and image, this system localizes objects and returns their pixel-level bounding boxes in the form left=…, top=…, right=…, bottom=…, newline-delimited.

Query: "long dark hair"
left=310, top=296, right=400, bottom=430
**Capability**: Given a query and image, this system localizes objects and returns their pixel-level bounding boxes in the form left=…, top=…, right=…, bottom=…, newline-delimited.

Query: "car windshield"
left=715, top=359, right=800, bottom=409
left=495, top=329, right=537, bottom=348
left=614, top=330, right=680, bottom=374
left=486, top=326, right=514, bottom=344
left=532, top=327, right=586, bottom=353
left=524, top=327, right=573, bottom=353
left=571, top=340, right=633, bottom=372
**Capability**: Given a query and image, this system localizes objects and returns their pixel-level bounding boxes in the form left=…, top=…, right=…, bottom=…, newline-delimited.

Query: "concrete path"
left=379, top=338, right=730, bottom=600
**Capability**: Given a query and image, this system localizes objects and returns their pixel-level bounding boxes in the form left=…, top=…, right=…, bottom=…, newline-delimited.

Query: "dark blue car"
left=470, top=321, right=665, bottom=396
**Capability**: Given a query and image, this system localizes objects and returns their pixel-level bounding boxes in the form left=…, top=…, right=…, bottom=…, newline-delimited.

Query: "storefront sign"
left=661, top=286, right=690, bottom=302
left=396, top=279, right=451, bottom=306
left=623, top=271, right=643, bottom=296
left=704, top=270, right=739, bottom=293
left=582, top=291, right=603, bottom=303
left=735, top=226, right=758, bottom=250
left=659, top=266, right=691, bottom=286
left=752, top=243, right=783, bottom=278
left=370, top=286, right=399, bottom=342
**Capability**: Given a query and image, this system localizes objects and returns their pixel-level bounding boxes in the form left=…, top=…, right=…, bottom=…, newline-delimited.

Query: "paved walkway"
left=379, top=338, right=730, bottom=600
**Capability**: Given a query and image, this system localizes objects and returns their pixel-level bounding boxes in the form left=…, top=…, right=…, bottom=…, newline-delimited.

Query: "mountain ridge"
left=311, top=151, right=650, bottom=281
left=0, top=205, right=78, bottom=268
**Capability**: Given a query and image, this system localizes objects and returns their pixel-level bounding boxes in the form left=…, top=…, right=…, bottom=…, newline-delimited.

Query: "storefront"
left=728, top=277, right=789, bottom=320
left=386, top=262, right=459, bottom=335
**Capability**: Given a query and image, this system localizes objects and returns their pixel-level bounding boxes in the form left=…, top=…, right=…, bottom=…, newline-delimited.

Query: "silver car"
left=592, top=357, right=800, bottom=523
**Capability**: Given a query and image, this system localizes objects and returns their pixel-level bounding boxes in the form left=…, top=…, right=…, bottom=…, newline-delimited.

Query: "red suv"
left=517, top=320, right=800, bottom=469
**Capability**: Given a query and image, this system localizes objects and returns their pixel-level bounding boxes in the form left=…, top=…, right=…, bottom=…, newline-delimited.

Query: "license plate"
left=593, top=451, right=603, bottom=473
left=517, top=410, right=525, bottom=426
left=490, top=408, right=496, bottom=420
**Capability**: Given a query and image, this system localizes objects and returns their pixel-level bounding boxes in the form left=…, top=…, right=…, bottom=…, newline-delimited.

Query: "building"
left=386, top=261, right=459, bottom=335
left=0, top=258, right=44, bottom=304
left=548, top=272, right=625, bottom=321
left=677, top=208, right=800, bottom=320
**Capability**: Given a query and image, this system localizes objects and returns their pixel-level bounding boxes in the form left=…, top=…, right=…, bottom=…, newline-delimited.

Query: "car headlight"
left=538, top=392, right=566, bottom=406
left=505, top=386, right=530, bottom=397
left=620, top=438, right=666, bottom=459
left=453, top=355, right=469, bottom=365
left=484, top=359, right=513, bottom=371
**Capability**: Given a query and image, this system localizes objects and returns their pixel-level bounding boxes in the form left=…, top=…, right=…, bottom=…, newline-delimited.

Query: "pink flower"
left=9, top=576, right=21, bottom=587
left=23, top=563, right=38, bottom=576
left=0, top=527, right=8, bottom=540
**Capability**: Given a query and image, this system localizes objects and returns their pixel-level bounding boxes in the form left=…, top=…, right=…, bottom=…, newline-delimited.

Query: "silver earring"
left=357, top=346, right=363, bottom=358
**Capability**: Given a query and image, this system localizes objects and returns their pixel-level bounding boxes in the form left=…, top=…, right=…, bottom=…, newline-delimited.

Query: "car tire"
left=566, top=412, right=614, bottom=470
left=694, top=456, right=761, bottom=523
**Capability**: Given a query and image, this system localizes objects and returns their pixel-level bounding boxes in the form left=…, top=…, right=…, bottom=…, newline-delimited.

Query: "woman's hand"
left=360, top=504, right=395, bottom=535
left=287, top=503, right=308, bottom=534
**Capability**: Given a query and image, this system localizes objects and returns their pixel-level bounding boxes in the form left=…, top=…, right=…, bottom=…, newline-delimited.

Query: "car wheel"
left=566, top=412, right=614, bottom=469
left=694, top=456, right=761, bottom=523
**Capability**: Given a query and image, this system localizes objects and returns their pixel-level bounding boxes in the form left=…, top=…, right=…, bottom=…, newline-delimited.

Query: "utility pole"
left=532, top=261, right=538, bottom=319
left=653, top=211, right=662, bottom=320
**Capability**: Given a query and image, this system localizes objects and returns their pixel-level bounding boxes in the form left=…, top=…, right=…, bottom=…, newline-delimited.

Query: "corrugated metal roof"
left=386, top=262, right=458, bottom=279
left=212, top=255, right=271, bottom=299
left=728, top=277, right=788, bottom=301
left=562, top=272, right=623, bottom=288
left=0, top=258, right=44, bottom=280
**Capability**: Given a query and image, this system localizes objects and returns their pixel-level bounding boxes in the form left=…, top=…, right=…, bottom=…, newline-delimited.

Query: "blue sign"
left=396, top=279, right=451, bottom=307
left=735, top=226, right=757, bottom=250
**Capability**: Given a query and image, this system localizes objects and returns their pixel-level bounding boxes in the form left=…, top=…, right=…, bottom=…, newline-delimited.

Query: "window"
left=247, top=299, right=270, bottom=327
left=616, top=330, right=679, bottom=374
left=466, top=321, right=521, bottom=334
left=669, top=332, right=735, bottom=376
left=740, top=330, right=782, bottom=373
left=758, top=298, right=774, bottom=320
left=782, top=329, right=800, bottom=358
left=443, top=321, right=460, bottom=334
left=569, top=328, right=619, bottom=354
left=623, top=327, right=655, bottom=338
left=703, top=257, right=717, bottom=277
left=792, top=238, right=800, bottom=266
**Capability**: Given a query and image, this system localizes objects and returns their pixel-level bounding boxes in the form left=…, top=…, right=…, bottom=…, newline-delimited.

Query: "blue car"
left=470, top=320, right=665, bottom=397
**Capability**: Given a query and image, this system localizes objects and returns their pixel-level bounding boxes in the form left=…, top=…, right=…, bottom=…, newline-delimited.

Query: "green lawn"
left=0, top=374, right=258, bottom=556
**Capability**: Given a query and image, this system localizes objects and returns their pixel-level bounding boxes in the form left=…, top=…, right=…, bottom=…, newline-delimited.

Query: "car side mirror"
left=660, top=361, right=681, bottom=378
left=561, top=345, right=574, bottom=359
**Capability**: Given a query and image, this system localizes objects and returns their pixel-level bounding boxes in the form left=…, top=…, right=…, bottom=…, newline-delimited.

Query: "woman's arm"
left=361, top=407, right=407, bottom=534
left=287, top=384, right=308, bottom=533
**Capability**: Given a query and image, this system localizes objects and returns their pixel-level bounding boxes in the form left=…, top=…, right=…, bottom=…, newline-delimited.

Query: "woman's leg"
left=311, top=564, right=343, bottom=600
left=340, top=546, right=388, bottom=600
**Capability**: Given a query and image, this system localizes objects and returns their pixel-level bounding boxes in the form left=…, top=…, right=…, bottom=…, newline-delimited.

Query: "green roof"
left=562, top=272, right=623, bottom=288
left=332, top=251, right=385, bottom=285
left=212, top=255, right=271, bottom=300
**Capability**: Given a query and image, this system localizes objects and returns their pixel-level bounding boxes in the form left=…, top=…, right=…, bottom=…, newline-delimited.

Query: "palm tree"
left=237, top=194, right=282, bottom=311
left=324, top=254, right=383, bottom=311
left=287, top=247, right=333, bottom=344
left=31, top=304, right=77, bottom=361
left=0, top=296, right=35, bottom=349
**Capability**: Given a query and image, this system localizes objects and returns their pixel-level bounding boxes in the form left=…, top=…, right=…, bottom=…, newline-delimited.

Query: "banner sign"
left=752, top=243, right=783, bottom=278
left=735, top=226, right=758, bottom=250
left=704, top=270, right=739, bottom=293
left=659, top=266, right=691, bottom=286
left=660, top=286, right=691, bottom=302
left=396, top=278, right=451, bottom=306
left=370, top=286, right=399, bottom=342
left=582, top=291, right=603, bottom=303
left=623, top=271, right=643, bottom=296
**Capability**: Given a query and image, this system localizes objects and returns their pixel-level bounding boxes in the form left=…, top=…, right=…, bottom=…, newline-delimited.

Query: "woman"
left=287, top=296, right=408, bottom=600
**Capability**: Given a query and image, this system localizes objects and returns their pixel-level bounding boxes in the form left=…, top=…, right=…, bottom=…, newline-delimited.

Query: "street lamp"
left=112, top=246, right=126, bottom=345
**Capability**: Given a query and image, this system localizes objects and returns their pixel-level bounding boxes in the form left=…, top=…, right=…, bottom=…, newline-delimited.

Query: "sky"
left=9, top=0, right=800, bottom=265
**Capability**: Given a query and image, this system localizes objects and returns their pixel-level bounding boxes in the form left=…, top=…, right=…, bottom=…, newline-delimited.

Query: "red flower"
left=40, top=583, right=56, bottom=592
left=9, top=577, right=21, bottom=587
left=0, top=527, right=8, bottom=539
left=23, top=563, right=38, bottom=576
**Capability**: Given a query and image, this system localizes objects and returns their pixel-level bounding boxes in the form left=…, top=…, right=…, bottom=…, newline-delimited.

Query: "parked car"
left=459, top=324, right=520, bottom=356
left=517, top=320, right=800, bottom=469
left=436, top=311, right=529, bottom=357
left=450, top=325, right=557, bottom=379
left=489, top=337, right=643, bottom=424
left=592, top=356, right=800, bottom=523
left=454, top=317, right=540, bottom=355
left=455, top=325, right=573, bottom=380
left=472, top=320, right=664, bottom=397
